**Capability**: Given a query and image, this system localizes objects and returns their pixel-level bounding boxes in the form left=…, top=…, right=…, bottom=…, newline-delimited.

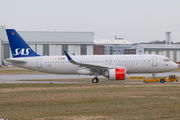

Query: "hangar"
left=0, top=26, right=94, bottom=66
left=124, top=43, right=180, bottom=62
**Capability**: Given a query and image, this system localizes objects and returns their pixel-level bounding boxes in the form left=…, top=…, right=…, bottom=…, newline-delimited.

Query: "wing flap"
left=77, top=63, right=124, bottom=71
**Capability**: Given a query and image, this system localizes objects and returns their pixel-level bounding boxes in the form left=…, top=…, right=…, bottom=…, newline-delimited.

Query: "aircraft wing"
left=4, top=58, right=27, bottom=65
left=64, top=51, right=125, bottom=72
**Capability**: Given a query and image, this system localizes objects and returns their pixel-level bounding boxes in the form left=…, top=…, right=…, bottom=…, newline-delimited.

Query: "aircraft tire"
left=92, top=78, right=99, bottom=83
left=96, top=78, right=99, bottom=83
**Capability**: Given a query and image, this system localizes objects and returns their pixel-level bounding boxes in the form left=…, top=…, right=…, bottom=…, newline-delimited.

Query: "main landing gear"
left=92, top=71, right=100, bottom=83
left=92, top=78, right=99, bottom=83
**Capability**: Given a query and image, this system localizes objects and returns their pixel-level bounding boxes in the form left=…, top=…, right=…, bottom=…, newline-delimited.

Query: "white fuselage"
left=5, top=54, right=178, bottom=75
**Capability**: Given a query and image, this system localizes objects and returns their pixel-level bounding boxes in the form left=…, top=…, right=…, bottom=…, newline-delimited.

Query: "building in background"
left=0, top=26, right=94, bottom=66
left=94, top=37, right=133, bottom=55
left=2, top=25, right=179, bottom=66
left=124, top=31, right=180, bottom=62
left=93, top=45, right=105, bottom=55
left=124, top=43, right=180, bottom=62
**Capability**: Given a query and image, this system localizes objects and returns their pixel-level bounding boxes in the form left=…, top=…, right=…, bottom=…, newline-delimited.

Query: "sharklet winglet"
left=64, top=51, right=75, bottom=63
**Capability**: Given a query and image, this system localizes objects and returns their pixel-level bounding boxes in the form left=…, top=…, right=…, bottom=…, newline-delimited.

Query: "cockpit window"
left=164, top=59, right=170, bottom=62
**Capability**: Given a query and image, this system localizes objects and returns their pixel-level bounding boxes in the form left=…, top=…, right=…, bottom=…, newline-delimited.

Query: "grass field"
left=1, top=83, right=180, bottom=120
left=1, top=67, right=180, bottom=119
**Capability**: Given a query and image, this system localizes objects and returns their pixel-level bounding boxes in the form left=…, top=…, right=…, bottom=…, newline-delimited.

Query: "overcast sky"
left=0, top=0, right=180, bottom=43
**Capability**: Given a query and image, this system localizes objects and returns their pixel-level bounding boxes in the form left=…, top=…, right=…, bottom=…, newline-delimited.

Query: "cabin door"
left=152, top=56, right=157, bottom=66
left=36, top=58, right=42, bottom=68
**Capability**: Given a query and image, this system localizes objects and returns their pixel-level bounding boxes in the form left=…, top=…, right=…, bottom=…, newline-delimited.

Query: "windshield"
left=164, top=59, right=171, bottom=62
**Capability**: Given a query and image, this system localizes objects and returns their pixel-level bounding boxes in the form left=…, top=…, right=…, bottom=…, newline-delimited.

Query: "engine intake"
left=103, top=68, right=126, bottom=80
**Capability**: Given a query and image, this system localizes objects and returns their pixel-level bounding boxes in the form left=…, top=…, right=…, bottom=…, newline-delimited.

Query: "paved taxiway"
left=0, top=72, right=180, bottom=84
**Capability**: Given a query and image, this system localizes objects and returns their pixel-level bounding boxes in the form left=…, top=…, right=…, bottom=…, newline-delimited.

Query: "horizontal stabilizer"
left=4, top=59, right=27, bottom=65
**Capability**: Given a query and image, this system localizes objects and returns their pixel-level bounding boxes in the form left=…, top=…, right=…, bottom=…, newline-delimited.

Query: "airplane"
left=4, top=29, right=178, bottom=83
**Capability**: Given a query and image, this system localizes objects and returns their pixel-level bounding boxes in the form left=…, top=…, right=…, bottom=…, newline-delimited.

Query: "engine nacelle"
left=103, top=68, right=126, bottom=80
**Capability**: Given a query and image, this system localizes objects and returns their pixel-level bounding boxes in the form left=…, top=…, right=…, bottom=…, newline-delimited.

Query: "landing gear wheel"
left=92, top=78, right=99, bottom=83
left=160, top=79, right=165, bottom=83
left=96, top=78, right=99, bottom=83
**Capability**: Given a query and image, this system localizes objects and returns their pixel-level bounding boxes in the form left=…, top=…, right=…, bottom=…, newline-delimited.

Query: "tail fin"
left=6, top=29, right=40, bottom=58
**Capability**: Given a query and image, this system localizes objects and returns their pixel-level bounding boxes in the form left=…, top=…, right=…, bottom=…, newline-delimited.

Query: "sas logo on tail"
left=13, top=48, right=30, bottom=56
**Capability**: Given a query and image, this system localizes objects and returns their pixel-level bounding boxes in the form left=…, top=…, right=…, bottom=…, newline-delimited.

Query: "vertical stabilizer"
left=6, top=29, right=40, bottom=58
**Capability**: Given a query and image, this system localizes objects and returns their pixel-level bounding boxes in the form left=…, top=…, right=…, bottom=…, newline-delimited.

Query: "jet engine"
left=103, top=68, right=126, bottom=80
